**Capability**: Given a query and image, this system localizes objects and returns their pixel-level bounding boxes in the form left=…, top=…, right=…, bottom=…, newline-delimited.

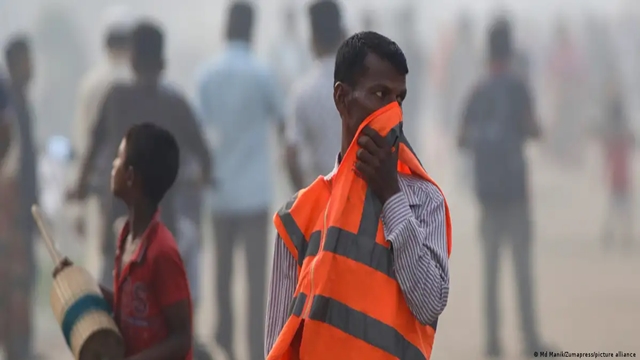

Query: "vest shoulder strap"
left=274, top=176, right=330, bottom=266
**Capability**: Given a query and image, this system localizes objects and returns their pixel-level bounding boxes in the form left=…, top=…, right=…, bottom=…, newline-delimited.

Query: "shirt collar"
left=324, top=153, right=341, bottom=180
left=116, top=210, right=161, bottom=264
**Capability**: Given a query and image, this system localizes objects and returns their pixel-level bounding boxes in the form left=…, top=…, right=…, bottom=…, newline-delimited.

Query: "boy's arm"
left=125, top=300, right=191, bottom=360
left=126, top=248, right=192, bottom=360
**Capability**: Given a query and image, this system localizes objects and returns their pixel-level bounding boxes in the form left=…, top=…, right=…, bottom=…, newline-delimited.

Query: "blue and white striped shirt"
left=265, top=162, right=451, bottom=355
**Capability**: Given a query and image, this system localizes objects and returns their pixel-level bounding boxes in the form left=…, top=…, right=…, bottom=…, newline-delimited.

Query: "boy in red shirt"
left=600, top=80, right=634, bottom=249
left=57, top=123, right=193, bottom=359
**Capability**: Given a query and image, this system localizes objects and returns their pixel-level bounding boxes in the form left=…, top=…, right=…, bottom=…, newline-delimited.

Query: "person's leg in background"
left=5, top=223, right=32, bottom=360
left=174, top=185, right=202, bottom=307
left=481, top=203, right=505, bottom=358
left=239, top=210, right=269, bottom=360
left=509, top=200, right=551, bottom=353
left=213, top=213, right=240, bottom=360
left=173, top=185, right=212, bottom=359
left=616, top=191, right=634, bottom=248
left=600, top=189, right=617, bottom=250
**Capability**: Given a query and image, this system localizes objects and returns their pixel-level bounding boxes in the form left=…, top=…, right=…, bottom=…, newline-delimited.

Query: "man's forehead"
left=360, top=53, right=406, bottom=85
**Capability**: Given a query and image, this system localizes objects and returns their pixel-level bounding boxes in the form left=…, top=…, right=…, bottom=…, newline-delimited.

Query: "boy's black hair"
left=4, top=35, right=30, bottom=68
left=124, top=123, right=179, bottom=205
left=309, top=0, right=343, bottom=52
left=488, top=19, right=512, bottom=61
left=226, top=2, right=254, bottom=42
left=334, top=31, right=408, bottom=87
left=131, top=21, right=164, bottom=71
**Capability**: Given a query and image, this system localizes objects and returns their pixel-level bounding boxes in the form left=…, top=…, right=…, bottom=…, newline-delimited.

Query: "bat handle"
left=31, top=204, right=63, bottom=265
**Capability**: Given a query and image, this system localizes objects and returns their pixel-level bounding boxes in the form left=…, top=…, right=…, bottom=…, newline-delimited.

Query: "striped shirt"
left=265, top=163, right=450, bottom=356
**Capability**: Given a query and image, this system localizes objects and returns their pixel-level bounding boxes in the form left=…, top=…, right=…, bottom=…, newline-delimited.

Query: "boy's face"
left=111, top=138, right=135, bottom=200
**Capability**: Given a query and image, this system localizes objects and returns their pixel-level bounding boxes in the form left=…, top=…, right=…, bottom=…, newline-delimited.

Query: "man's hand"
left=355, top=126, right=401, bottom=204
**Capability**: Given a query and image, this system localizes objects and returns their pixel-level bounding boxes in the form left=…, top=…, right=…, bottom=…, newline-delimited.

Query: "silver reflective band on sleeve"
left=308, top=295, right=427, bottom=360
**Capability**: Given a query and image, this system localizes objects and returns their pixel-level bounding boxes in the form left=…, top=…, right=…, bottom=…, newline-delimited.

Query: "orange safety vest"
left=269, top=102, right=452, bottom=360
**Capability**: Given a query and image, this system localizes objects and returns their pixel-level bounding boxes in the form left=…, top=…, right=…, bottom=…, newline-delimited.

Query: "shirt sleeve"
left=285, top=90, right=306, bottom=146
left=152, top=246, right=192, bottom=308
left=265, top=235, right=297, bottom=357
left=261, top=70, right=286, bottom=126
left=381, top=180, right=450, bottom=326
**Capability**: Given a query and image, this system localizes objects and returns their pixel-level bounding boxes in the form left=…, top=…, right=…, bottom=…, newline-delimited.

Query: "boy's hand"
left=52, top=257, right=73, bottom=278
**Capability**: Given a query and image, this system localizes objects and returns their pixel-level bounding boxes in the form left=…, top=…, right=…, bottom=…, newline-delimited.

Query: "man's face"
left=334, top=53, right=407, bottom=141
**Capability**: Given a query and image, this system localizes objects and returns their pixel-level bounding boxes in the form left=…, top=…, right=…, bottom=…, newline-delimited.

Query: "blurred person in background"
left=269, top=4, right=312, bottom=98
left=584, top=15, right=615, bottom=124
left=545, top=22, right=588, bottom=168
left=598, top=78, right=634, bottom=250
left=361, top=10, right=377, bottom=32
left=195, top=3, right=285, bottom=359
left=459, top=20, right=555, bottom=358
left=285, top=0, right=345, bottom=188
left=69, top=21, right=212, bottom=285
left=396, top=5, right=428, bottom=146
left=445, top=14, right=480, bottom=191
left=442, top=14, right=479, bottom=138
left=34, top=4, right=87, bottom=140
left=0, top=35, right=38, bottom=360
left=72, top=5, right=134, bottom=286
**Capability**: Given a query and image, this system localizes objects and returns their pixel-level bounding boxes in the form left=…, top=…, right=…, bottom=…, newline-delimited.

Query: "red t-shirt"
left=113, top=212, right=193, bottom=359
left=605, top=136, right=632, bottom=193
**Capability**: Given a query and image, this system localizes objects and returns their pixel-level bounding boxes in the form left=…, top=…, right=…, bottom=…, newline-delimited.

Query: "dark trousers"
left=213, top=210, right=268, bottom=360
left=480, top=200, right=540, bottom=350
left=0, top=194, right=35, bottom=359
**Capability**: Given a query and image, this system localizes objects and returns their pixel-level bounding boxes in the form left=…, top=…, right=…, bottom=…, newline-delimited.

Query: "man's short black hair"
left=131, top=21, right=164, bottom=71
left=309, top=0, right=343, bottom=52
left=124, top=123, right=179, bottom=205
left=489, top=20, right=512, bottom=61
left=105, top=30, right=130, bottom=51
left=334, top=31, right=408, bottom=86
left=4, top=35, right=30, bottom=68
left=226, top=2, right=254, bottom=42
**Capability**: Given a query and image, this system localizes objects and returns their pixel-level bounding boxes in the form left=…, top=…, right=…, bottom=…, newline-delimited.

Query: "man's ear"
left=333, top=82, right=347, bottom=114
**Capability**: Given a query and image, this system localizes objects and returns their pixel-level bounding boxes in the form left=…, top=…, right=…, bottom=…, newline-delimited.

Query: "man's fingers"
left=357, top=135, right=384, bottom=157
left=354, top=161, right=375, bottom=179
left=356, top=148, right=379, bottom=168
left=362, top=126, right=387, bottom=148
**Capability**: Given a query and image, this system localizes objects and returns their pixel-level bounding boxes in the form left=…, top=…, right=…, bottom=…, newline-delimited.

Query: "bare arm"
left=73, top=90, right=111, bottom=197
left=176, top=101, right=212, bottom=182
left=125, top=300, right=191, bottom=360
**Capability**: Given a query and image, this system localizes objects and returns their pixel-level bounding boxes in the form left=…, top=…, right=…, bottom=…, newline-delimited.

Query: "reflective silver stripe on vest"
left=309, top=295, right=427, bottom=360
